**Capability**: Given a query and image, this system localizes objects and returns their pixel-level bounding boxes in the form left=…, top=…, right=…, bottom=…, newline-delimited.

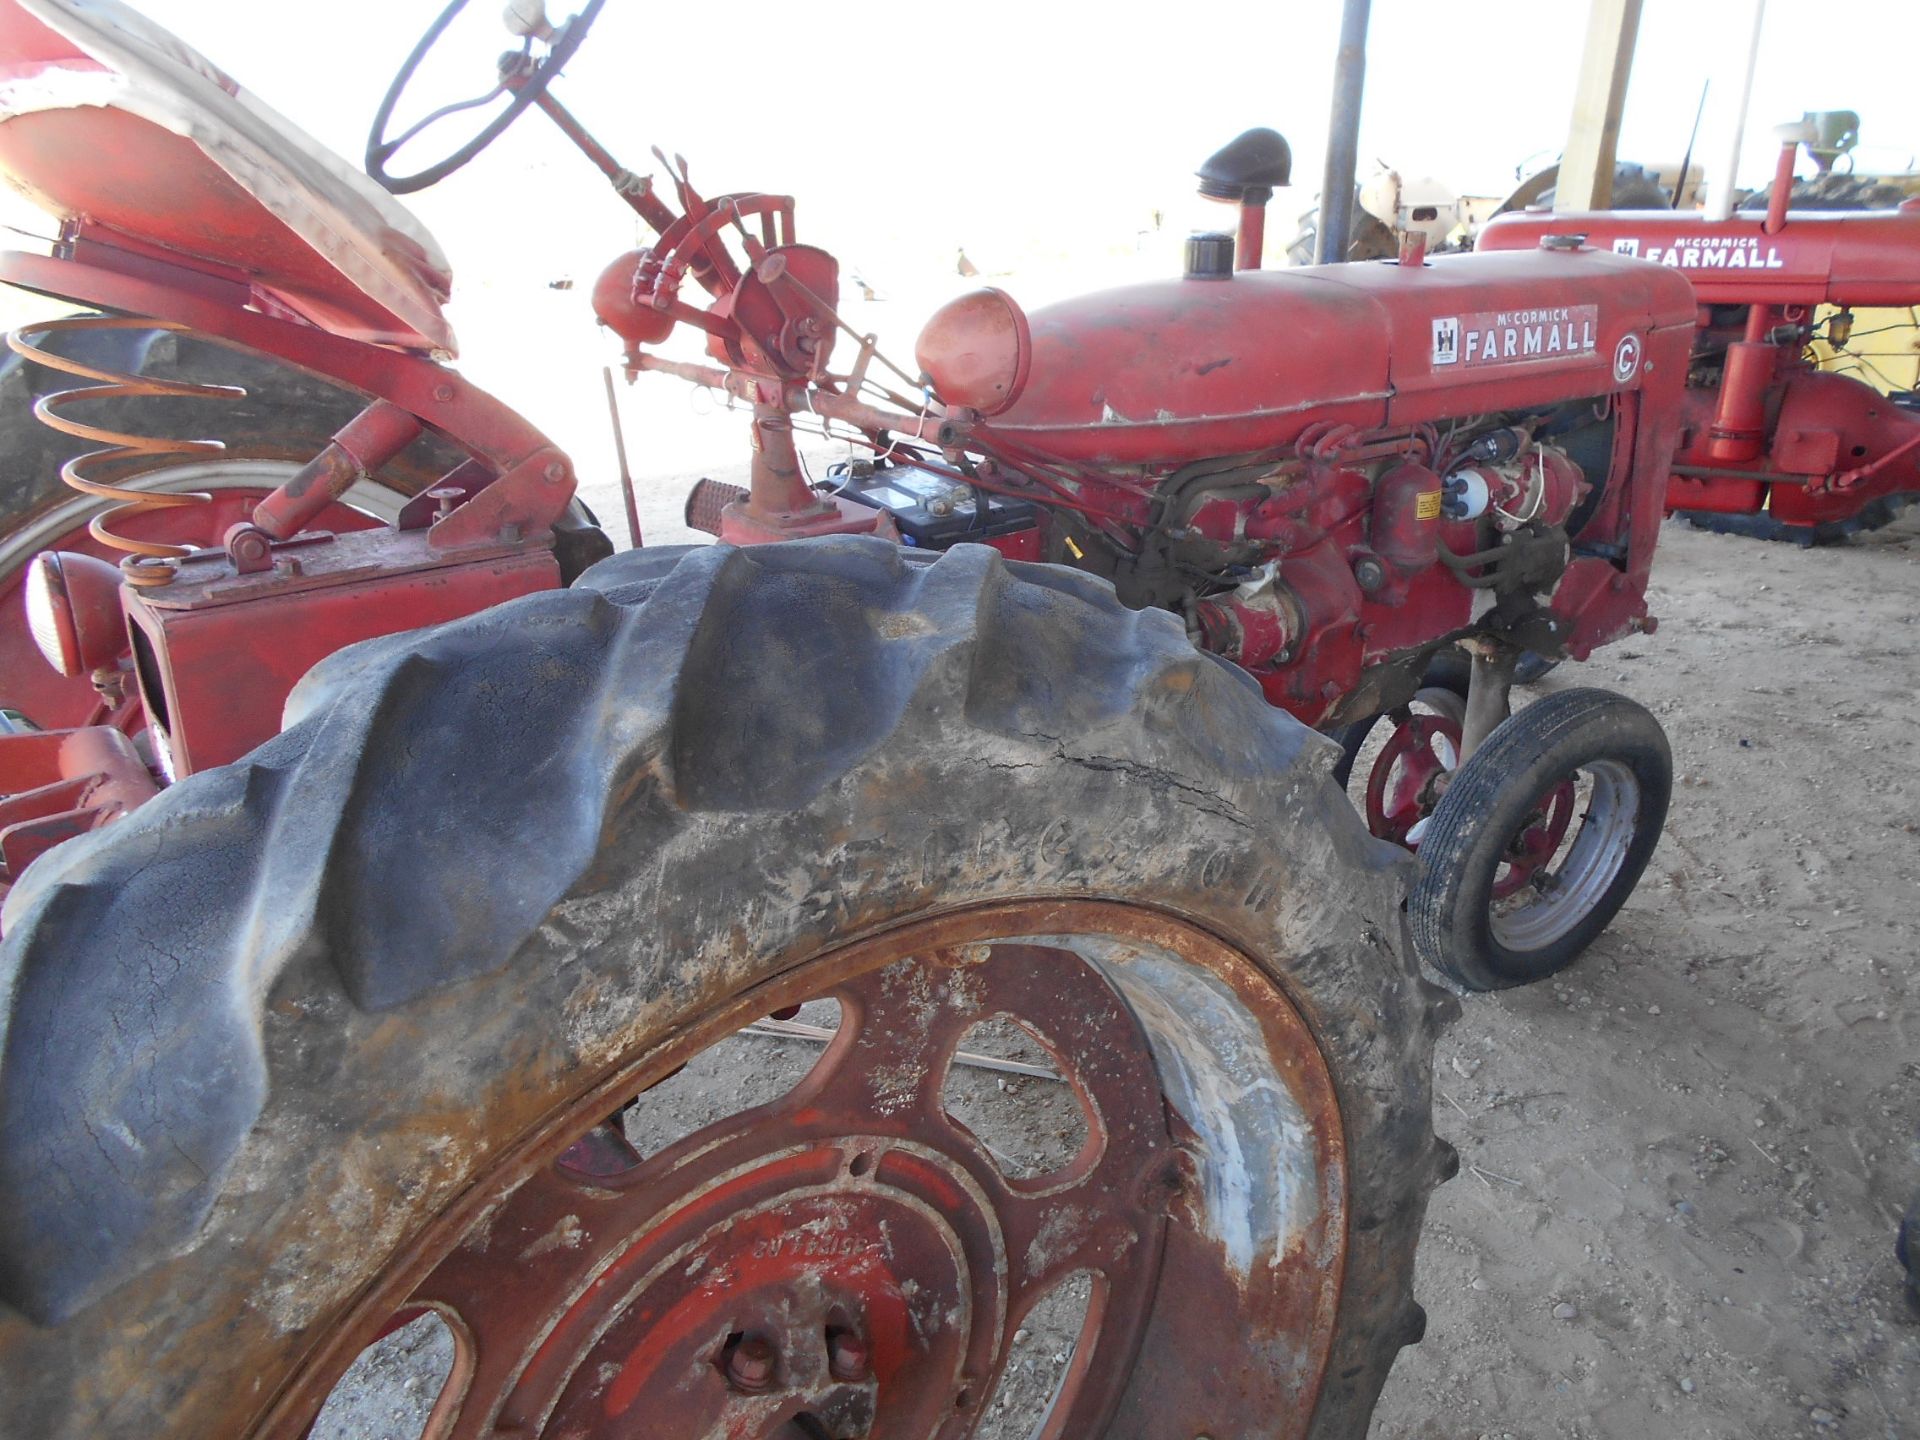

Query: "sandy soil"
left=311, top=507, right=1920, bottom=1439
left=1373, top=510, right=1920, bottom=1440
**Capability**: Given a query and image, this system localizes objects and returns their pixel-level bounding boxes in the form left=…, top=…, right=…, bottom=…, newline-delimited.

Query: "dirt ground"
left=1372, top=510, right=1920, bottom=1440
left=313, top=507, right=1920, bottom=1439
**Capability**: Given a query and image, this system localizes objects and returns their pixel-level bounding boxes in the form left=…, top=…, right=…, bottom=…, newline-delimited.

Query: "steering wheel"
left=366, top=0, right=606, bottom=194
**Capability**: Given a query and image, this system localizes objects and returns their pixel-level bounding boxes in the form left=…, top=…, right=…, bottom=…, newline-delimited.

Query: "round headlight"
left=914, top=287, right=1032, bottom=417
left=22, top=550, right=128, bottom=678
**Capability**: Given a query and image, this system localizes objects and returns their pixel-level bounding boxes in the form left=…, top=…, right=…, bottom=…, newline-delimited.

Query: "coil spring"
left=7, top=315, right=245, bottom=585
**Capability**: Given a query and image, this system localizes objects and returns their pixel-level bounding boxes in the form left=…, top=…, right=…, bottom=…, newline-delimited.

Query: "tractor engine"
left=1178, top=435, right=1587, bottom=706
left=815, top=406, right=1597, bottom=728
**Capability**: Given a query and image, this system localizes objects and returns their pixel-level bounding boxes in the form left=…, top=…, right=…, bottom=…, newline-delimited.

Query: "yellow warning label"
left=1415, top=490, right=1443, bottom=520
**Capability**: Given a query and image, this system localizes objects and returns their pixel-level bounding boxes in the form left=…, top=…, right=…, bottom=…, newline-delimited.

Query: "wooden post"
left=1554, top=0, right=1644, bottom=212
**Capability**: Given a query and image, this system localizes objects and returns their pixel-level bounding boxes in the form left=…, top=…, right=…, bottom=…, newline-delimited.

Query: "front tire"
left=0, top=538, right=1451, bottom=1439
left=1407, top=688, right=1672, bottom=991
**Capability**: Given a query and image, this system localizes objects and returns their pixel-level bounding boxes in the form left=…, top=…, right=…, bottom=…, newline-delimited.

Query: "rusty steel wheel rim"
left=273, top=902, right=1349, bottom=1440
left=1365, top=710, right=1462, bottom=848
left=1353, top=687, right=1467, bottom=853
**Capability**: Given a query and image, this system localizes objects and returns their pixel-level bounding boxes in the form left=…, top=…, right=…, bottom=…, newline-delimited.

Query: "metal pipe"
left=1673, top=81, right=1709, bottom=209
left=1704, top=0, right=1767, bottom=222
left=1763, top=138, right=1797, bottom=234
left=1671, top=463, right=1808, bottom=485
left=630, top=354, right=944, bottom=441
left=1236, top=202, right=1267, bottom=271
left=1458, top=644, right=1518, bottom=766
left=531, top=89, right=678, bottom=234
left=602, top=366, right=642, bottom=549
left=252, top=400, right=422, bottom=541
left=1314, top=0, right=1372, bottom=264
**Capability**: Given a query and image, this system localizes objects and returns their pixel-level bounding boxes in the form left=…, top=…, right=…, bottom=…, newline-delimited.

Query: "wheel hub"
left=1492, top=777, right=1576, bottom=898
left=1367, top=707, right=1464, bottom=847
left=288, top=908, right=1352, bottom=1440
left=401, top=943, right=1179, bottom=1437
left=546, top=1146, right=988, bottom=1437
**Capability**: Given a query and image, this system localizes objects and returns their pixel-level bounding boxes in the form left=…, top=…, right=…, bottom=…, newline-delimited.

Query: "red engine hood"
left=0, top=0, right=455, bottom=353
left=967, top=248, right=1698, bottom=467
left=1478, top=206, right=1920, bottom=310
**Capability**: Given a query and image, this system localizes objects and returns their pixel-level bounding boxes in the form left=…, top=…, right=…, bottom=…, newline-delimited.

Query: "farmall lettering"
left=1611, top=235, right=1786, bottom=270
left=1431, top=305, right=1597, bottom=369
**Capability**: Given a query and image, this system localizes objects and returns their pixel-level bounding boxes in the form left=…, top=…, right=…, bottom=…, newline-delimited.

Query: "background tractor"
left=1480, top=116, right=1920, bottom=545
left=1285, top=157, right=1701, bottom=266
left=0, top=1, right=1704, bottom=1436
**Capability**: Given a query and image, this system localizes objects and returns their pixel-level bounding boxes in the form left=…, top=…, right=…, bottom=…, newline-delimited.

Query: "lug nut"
left=827, top=1330, right=871, bottom=1382
left=725, top=1334, right=777, bottom=1393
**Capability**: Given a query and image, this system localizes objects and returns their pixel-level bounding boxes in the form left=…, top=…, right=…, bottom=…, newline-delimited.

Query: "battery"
left=830, top=461, right=1039, bottom=549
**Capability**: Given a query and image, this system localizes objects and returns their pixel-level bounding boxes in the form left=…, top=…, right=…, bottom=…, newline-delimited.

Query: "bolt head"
left=543, top=461, right=567, bottom=483
left=725, top=1334, right=777, bottom=1393
left=432, top=383, right=455, bottom=403
left=827, top=1331, right=871, bottom=1382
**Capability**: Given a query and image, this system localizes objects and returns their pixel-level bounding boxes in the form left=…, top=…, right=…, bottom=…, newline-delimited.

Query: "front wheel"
left=1407, top=688, right=1672, bottom=991
left=1332, top=685, right=1467, bottom=848
left=0, top=538, right=1452, bottom=1439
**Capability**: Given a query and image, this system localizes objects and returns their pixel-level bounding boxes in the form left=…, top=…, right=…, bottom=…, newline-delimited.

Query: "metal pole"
left=1673, top=81, right=1710, bottom=209
left=1314, top=0, right=1372, bottom=265
left=602, top=366, right=644, bottom=549
left=1704, top=0, right=1767, bottom=221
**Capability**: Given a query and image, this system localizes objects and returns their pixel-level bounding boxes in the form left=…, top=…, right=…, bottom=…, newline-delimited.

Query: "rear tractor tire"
left=0, top=537, right=1454, bottom=1440
left=1286, top=199, right=1399, bottom=265
left=1676, top=494, right=1916, bottom=546
left=1408, top=688, right=1672, bottom=991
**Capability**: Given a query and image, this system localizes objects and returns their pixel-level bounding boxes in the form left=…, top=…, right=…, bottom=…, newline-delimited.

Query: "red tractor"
left=0, top=3, right=1693, bottom=1437
left=604, top=159, right=1695, bottom=996
left=1480, top=123, right=1920, bottom=545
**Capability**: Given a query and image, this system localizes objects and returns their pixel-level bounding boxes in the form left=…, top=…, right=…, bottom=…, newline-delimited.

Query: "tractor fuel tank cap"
left=1184, top=232, right=1235, bottom=279
left=1541, top=234, right=1587, bottom=251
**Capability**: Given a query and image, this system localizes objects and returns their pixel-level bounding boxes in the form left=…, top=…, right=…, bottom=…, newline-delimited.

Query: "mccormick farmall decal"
left=1431, top=305, right=1599, bottom=369
left=1610, top=235, right=1786, bottom=269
